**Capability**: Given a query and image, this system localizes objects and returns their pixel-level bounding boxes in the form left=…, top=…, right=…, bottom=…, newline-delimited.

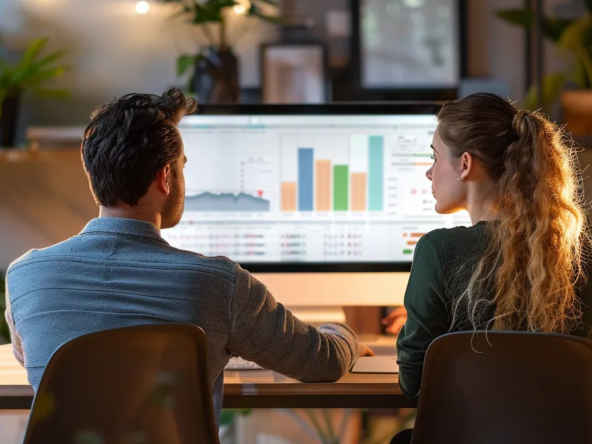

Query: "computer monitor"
left=161, top=104, right=471, bottom=314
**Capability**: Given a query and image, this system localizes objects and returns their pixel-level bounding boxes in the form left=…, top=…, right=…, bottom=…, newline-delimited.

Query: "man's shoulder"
left=7, top=243, right=65, bottom=277
left=7, top=235, right=240, bottom=283
left=160, top=245, right=239, bottom=279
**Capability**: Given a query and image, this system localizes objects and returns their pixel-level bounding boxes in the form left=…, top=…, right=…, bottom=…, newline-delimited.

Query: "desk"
left=0, top=344, right=416, bottom=410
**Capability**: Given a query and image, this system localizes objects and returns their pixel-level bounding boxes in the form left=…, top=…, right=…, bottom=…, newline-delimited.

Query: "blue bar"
left=369, top=136, right=384, bottom=211
left=298, top=148, right=314, bottom=211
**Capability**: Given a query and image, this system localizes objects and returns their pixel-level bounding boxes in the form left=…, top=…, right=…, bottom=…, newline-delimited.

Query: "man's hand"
left=382, top=306, right=408, bottom=335
left=360, top=344, right=375, bottom=357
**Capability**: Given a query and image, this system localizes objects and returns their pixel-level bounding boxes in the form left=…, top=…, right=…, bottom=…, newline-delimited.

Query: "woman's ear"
left=459, top=152, right=474, bottom=181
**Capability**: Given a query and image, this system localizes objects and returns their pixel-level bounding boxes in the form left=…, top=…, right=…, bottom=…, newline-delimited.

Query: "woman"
left=395, top=93, right=592, bottom=399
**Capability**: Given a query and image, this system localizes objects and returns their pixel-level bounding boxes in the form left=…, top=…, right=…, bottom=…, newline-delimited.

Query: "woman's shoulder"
left=424, top=221, right=489, bottom=243
left=421, top=221, right=490, bottom=258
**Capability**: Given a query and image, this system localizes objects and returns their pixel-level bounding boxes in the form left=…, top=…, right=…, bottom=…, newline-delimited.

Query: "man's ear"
left=155, top=164, right=172, bottom=195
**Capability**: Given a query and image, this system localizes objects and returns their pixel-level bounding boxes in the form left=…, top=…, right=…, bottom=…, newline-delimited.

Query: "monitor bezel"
left=194, top=102, right=443, bottom=117
left=184, top=103, right=443, bottom=273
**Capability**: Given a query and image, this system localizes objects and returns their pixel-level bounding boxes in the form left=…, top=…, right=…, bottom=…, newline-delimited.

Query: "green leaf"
left=558, top=15, right=592, bottom=53
left=496, top=9, right=534, bottom=28
left=220, top=409, right=252, bottom=426
left=14, top=37, right=48, bottom=74
left=558, top=15, right=592, bottom=86
left=523, top=72, right=568, bottom=112
left=16, top=66, right=68, bottom=88
left=1, top=37, right=68, bottom=97
left=544, top=18, right=575, bottom=42
left=247, top=4, right=282, bottom=23
left=177, top=54, right=200, bottom=76
left=252, top=0, right=278, bottom=5
left=496, top=9, right=574, bottom=43
left=30, top=50, right=68, bottom=72
left=573, top=56, right=591, bottom=89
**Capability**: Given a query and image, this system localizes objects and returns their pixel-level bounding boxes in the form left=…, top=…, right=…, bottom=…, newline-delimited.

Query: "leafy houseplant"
left=497, top=5, right=592, bottom=135
left=0, top=37, right=69, bottom=147
left=158, top=0, right=280, bottom=103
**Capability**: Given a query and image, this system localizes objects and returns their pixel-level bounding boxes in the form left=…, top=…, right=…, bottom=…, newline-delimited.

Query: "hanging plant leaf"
left=523, top=72, right=568, bottom=112
left=252, top=0, right=278, bottom=5
left=496, top=9, right=535, bottom=28
left=545, top=18, right=576, bottom=42
left=247, top=4, right=282, bottom=23
left=177, top=54, right=200, bottom=76
left=496, top=9, right=573, bottom=43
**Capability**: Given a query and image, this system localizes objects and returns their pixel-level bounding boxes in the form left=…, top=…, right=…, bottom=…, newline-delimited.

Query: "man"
left=5, top=89, right=368, bottom=424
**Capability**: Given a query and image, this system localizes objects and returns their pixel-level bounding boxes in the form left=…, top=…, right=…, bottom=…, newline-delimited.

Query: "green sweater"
left=396, top=221, right=592, bottom=397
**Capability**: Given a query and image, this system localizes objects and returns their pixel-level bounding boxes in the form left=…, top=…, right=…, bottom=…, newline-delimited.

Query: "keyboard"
left=225, top=356, right=264, bottom=370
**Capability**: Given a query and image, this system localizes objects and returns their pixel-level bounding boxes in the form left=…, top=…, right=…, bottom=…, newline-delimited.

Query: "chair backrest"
left=411, top=331, right=592, bottom=444
left=23, top=323, right=220, bottom=444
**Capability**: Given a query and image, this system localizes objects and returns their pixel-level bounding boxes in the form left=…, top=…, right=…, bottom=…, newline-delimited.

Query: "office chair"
left=23, top=324, right=220, bottom=444
left=410, top=331, right=592, bottom=444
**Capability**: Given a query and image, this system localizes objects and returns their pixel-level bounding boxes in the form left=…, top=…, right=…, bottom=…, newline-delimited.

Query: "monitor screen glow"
left=161, top=114, right=471, bottom=266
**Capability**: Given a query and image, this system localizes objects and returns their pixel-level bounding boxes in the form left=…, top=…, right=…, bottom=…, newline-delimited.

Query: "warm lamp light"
left=135, top=1, right=150, bottom=14
left=233, top=4, right=246, bottom=14
left=233, top=0, right=250, bottom=14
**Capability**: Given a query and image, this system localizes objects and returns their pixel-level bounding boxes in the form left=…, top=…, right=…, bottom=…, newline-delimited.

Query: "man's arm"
left=5, top=281, right=24, bottom=367
left=226, top=265, right=361, bottom=382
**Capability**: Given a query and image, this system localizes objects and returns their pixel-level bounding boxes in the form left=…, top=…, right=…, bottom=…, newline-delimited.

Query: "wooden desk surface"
left=0, top=344, right=415, bottom=410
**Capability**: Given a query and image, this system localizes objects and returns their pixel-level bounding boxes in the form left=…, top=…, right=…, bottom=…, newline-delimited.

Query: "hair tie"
left=512, top=110, right=530, bottom=135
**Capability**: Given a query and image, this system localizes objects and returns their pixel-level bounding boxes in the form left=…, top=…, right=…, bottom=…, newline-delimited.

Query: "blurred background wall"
left=0, top=0, right=584, bottom=144
left=0, top=0, right=278, bottom=141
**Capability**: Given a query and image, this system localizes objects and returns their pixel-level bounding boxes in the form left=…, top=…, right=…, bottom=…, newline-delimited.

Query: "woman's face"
left=426, top=126, right=466, bottom=214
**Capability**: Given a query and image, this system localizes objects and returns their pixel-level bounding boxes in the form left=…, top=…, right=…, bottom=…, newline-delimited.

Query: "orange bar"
left=351, top=173, right=367, bottom=211
left=410, top=232, right=426, bottom=238
left=315, top=160, right=331, bottom=211
left=406, top=240, right=418, bottom=246
left=281, top=182, right=297, bottom=212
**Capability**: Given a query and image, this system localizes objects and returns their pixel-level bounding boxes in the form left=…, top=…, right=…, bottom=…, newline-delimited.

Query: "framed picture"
left=261, top=43, right=328, bottom=104
left=343, top=0, right=467, bottom=101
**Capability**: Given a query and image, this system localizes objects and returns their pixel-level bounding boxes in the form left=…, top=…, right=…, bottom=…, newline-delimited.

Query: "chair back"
left=411, top=331, right=592, bottom=444
left=23, top=323, right=220, bottom=444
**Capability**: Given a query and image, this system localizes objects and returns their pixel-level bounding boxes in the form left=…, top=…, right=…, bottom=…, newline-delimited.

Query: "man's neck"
left=98, top=206, right=161, bottom=230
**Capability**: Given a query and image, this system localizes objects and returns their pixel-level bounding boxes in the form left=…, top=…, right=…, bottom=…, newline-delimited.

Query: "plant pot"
left=193, top=48, right=240, bottom=103
left=561, top=90, right=592, bottom=137
left=0, top=94, right=20, bottom=148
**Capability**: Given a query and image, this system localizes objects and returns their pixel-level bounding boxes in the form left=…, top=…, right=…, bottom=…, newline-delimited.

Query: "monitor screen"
left=161, top=109, right=471, bottom=269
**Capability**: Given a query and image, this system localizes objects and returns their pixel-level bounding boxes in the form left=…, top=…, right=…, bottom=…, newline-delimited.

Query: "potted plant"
left=158, top=0, right=280, bottom=103
left=497, top=6, right=592, bottom=136
left=0, top=37, right=69, bottom=148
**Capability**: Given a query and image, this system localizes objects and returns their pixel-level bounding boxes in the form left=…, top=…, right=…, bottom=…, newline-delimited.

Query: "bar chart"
left=280, top=134, right=385, bottom=212
left=171, top=113, right=472, bottom=263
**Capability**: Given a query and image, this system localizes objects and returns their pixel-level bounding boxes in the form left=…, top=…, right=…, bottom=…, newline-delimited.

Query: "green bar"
left=333, top=165, right=349, bottom=211
left=403, top=249, right=414, bottom=255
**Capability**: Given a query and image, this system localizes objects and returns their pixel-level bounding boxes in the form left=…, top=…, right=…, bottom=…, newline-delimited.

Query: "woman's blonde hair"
left=438, top=93, right=589, bottom=333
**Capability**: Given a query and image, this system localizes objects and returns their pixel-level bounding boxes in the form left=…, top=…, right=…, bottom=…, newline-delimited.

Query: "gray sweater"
left=5, top=217, right=360, bottom=424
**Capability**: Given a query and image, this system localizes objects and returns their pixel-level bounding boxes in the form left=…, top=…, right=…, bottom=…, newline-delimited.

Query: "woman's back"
left=396, top=93, right=592, bottom=397
left=397, top=221, right=592, bottom=397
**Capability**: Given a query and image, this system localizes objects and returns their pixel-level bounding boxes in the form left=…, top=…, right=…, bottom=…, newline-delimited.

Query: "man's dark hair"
left=82, top=88, right=197, bottom=207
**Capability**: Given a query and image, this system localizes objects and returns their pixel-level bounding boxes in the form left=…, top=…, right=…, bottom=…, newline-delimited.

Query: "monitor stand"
left=287, top=306, right=346, bottom=326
